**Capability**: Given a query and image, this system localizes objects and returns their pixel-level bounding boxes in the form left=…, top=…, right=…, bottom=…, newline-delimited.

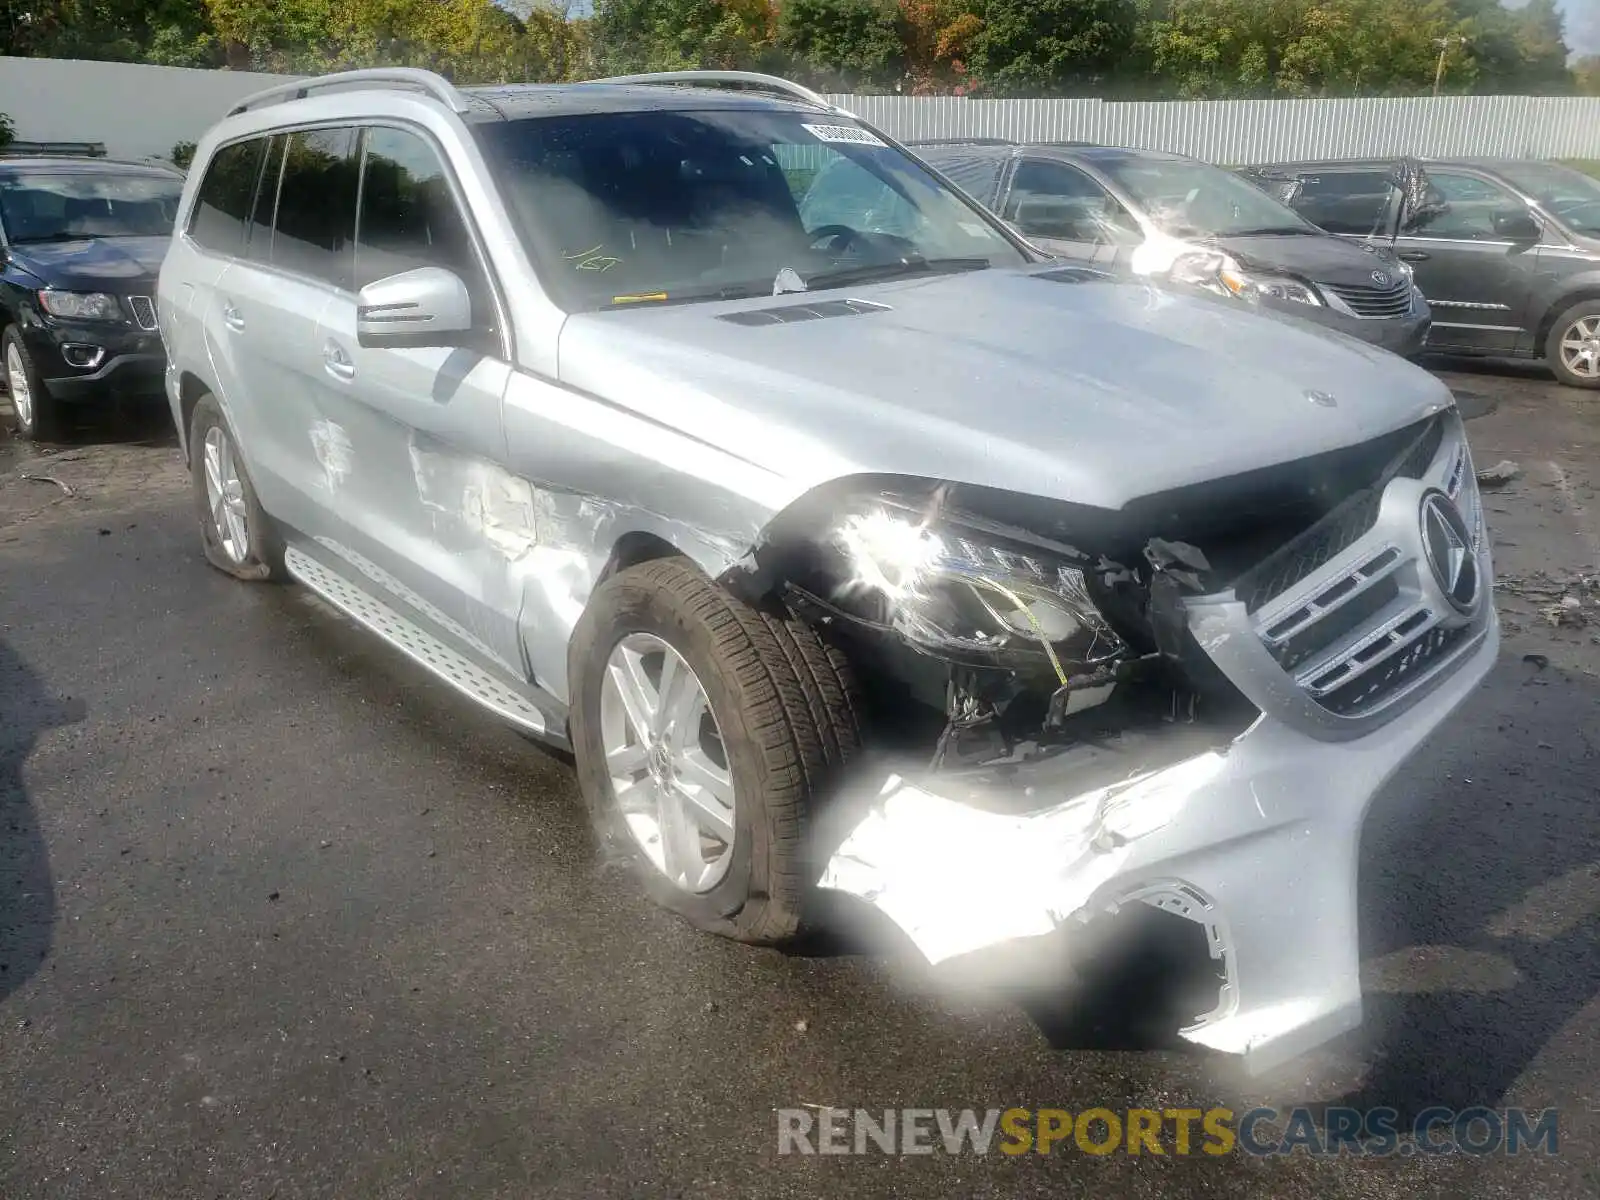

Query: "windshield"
left=1489, top=161, right=1600, bottom=236
left=0, top=172, right=182, bottom=243
left=471, top=109, right=1027, bottom=310
left=1094, top=154, right=1318, bottom=238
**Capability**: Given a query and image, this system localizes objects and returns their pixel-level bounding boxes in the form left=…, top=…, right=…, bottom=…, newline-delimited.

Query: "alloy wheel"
left=600, top=632, right=736, bottom=894
left=1559, top=314, right=1600, bottom=380
left=202, top=424, right=251, bottom=564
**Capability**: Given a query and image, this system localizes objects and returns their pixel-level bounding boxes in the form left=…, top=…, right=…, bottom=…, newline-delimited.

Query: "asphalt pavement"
left=2, top=363, right=1599, bottom=1198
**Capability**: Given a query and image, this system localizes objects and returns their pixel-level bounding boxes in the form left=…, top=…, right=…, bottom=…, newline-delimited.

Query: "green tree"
left=1508, top=0, right=1575, bottom=94
left=968, top=0, right=1139, bottom=96
left=900, top=0, right=984, bottom=93
left=777, top=0, right=906, bottom=90
left=591, top=0, right=776, bottom=74
left=0, top=112, right=13, bottom=149
left=1576, top=55, right=1600, bottom=96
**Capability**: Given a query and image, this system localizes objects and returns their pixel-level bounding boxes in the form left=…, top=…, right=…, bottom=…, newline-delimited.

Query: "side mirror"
left=1491, top=208, right=1541, bottom=242
left=356, top=266, right=474, bottom=349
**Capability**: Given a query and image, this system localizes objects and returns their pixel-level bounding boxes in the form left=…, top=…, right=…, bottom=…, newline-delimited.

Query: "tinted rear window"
left=189, top=138, right=268, bottom=255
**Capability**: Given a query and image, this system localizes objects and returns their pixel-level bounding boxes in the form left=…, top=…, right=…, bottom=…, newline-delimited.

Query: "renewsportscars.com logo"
left=776, top=1106, right=1560, bottom=1158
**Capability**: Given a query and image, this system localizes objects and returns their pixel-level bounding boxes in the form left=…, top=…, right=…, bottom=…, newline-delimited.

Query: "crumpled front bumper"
left=820, top=610, right=1499, bottom=1076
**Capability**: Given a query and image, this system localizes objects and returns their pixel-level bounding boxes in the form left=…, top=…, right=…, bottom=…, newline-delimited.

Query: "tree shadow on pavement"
left=1320, top=655, right=1600, bottom=1123
left=1, top=637, right=84, bottom=1004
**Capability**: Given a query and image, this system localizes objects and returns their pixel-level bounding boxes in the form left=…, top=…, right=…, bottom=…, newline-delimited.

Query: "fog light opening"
left=61, top=343, right=106, bottom=370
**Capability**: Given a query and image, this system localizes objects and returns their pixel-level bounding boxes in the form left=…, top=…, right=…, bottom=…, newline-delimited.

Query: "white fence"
left=824, top=93, right=1600, bottom=162
left=5, top=56, right=1600, bottom=165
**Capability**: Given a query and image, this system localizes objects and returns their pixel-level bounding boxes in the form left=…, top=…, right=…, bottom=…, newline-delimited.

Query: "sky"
left=1505, top=0, right=1599, bottom=56
left=1554, top=0, right=1599, bottom=56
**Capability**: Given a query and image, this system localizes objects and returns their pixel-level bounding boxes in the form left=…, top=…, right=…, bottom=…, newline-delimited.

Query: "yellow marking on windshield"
left=609, top=292, right=670, bottom=305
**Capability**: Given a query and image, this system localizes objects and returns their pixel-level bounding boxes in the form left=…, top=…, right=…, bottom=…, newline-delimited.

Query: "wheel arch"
left=1537, top=285, right=1600, bottom=354
left=177, top=370, right=212, bottom=463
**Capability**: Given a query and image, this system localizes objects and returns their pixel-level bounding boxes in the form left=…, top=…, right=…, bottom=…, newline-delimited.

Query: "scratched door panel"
left=300, top=123, right=525, bottom=678
left=314, top=297, right=521, bottom=676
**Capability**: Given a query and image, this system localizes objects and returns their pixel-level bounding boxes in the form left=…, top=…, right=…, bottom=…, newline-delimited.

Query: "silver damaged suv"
left=160, top=69, right=1498, bottom=1073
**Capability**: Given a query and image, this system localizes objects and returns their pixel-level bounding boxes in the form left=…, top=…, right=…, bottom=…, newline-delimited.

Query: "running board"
left=284, top=545, right=569, bottom=748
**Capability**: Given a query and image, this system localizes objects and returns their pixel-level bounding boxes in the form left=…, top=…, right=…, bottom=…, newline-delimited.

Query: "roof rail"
left=587, top=71, right=850, bottom=115
left=1, top=140, right=108, bottom=158
left=225, top=68, right=471, bottom=118
left=906, top=136, right=1018, bottom=147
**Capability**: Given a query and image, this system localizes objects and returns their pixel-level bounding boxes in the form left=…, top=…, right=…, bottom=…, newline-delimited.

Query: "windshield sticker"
left=801, top=124, right=887, bottom=148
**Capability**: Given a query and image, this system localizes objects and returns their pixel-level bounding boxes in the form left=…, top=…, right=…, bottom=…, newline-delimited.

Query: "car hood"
left=557, top=266, right=1454, bottom=512
left=5, top=235, right=168, bottom=291
left=1209, top=233, right=1409, bottom=287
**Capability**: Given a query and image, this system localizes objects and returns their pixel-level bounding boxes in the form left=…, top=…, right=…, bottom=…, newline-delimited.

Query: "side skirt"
left=284, top=544, right=571, bottom=750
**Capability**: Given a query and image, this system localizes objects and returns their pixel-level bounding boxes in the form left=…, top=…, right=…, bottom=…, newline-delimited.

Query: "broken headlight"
left=1170, top=252, right=1322, bottom=307
left=829, top=501, right=1127, bottom=677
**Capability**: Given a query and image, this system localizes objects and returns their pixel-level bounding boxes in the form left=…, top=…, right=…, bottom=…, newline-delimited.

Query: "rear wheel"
left=569, top=558, right=861, bottom=945
left=188, top=393, right=284, bottom=581
left=1546, top=301, right=1600, bottom=389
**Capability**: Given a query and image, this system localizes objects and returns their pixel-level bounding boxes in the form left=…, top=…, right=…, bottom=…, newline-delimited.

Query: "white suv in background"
left=160, top=68, right=1497, bottom=1074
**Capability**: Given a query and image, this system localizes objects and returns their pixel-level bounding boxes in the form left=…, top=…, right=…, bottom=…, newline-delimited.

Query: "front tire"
left=1546, top=301, right=1600, bottom=389
left=188, top=393, right=283, bottom=581
left=3, top=327, right=63, bottom=442
left=569, top=559, right=861, bottom=945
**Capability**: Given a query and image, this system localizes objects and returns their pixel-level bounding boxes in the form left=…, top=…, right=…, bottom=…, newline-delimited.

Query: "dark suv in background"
left=1, top=150, right=183, bottom=439
left=1242, top=157, right=1600, bottom=388
left=904, top=139, right=1431, bottom=357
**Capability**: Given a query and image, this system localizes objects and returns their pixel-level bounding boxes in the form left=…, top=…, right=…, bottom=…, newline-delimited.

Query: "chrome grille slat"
left=1297, top=604, right=1439, bottom=696
left=1317, top=625, right=1473, bottom=716
left=1220, top=412, right=1488, bottom=722
left=128, top=295, right=158, bottom=331
left=1259, top=544, right=1403, bottom=647
left=1233, top=415, right=1444, bottom=614
left=1322, top=279, right=1412, bottom=319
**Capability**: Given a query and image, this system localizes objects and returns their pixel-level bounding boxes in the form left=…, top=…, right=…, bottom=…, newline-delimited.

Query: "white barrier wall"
left=0, top=57, right=302, bottom=162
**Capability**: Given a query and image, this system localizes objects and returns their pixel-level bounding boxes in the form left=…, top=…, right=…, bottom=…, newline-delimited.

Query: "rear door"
left=169, top=135, right=268, bottom=449
left=207, top=127, right=358, bottom=530
left=1393, top=169, right=1543, bottom=354
left=1000, top=158, right=1141, bottom=267
left=312, top=123, right=521, bottom=676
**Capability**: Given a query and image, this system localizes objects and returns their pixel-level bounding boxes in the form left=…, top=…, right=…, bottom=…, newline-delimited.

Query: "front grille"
left=128, top=295, right=158, bottom=331
left=1321, top=279, right=1412, bottom=319
left=1316, top=624, right=1472, bottom=716
left=1232, top=412, right=1487, bottom=722
left=1231, top=415, right=1443, bottom=613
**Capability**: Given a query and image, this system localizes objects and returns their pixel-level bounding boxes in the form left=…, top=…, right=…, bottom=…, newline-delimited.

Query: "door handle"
left=322, top=339, right=355, bottom=381
left=1398, top=250, right=1431, bottom=262
left=221, top=302, right=245, bottom=331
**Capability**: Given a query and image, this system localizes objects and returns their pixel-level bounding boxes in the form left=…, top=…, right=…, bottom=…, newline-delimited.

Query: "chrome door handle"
left=221, top=302, right=244, bottom=331
left=322, top=340, right=355, bottom=381
left=1398, top=250, right=1431, bottom=262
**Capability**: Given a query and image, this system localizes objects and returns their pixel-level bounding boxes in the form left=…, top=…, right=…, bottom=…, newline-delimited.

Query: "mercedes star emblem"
left=1421, top=492, right=1479, bottom=613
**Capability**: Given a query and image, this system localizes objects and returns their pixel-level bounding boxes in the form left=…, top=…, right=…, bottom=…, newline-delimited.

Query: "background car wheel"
left=3, top=327, right=63, bottom=442
left=1546, top=301, right=1600, bottom=389
left=569, top=558, right=861, bottom=945
left=187, top=393, right=284, bottom=581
